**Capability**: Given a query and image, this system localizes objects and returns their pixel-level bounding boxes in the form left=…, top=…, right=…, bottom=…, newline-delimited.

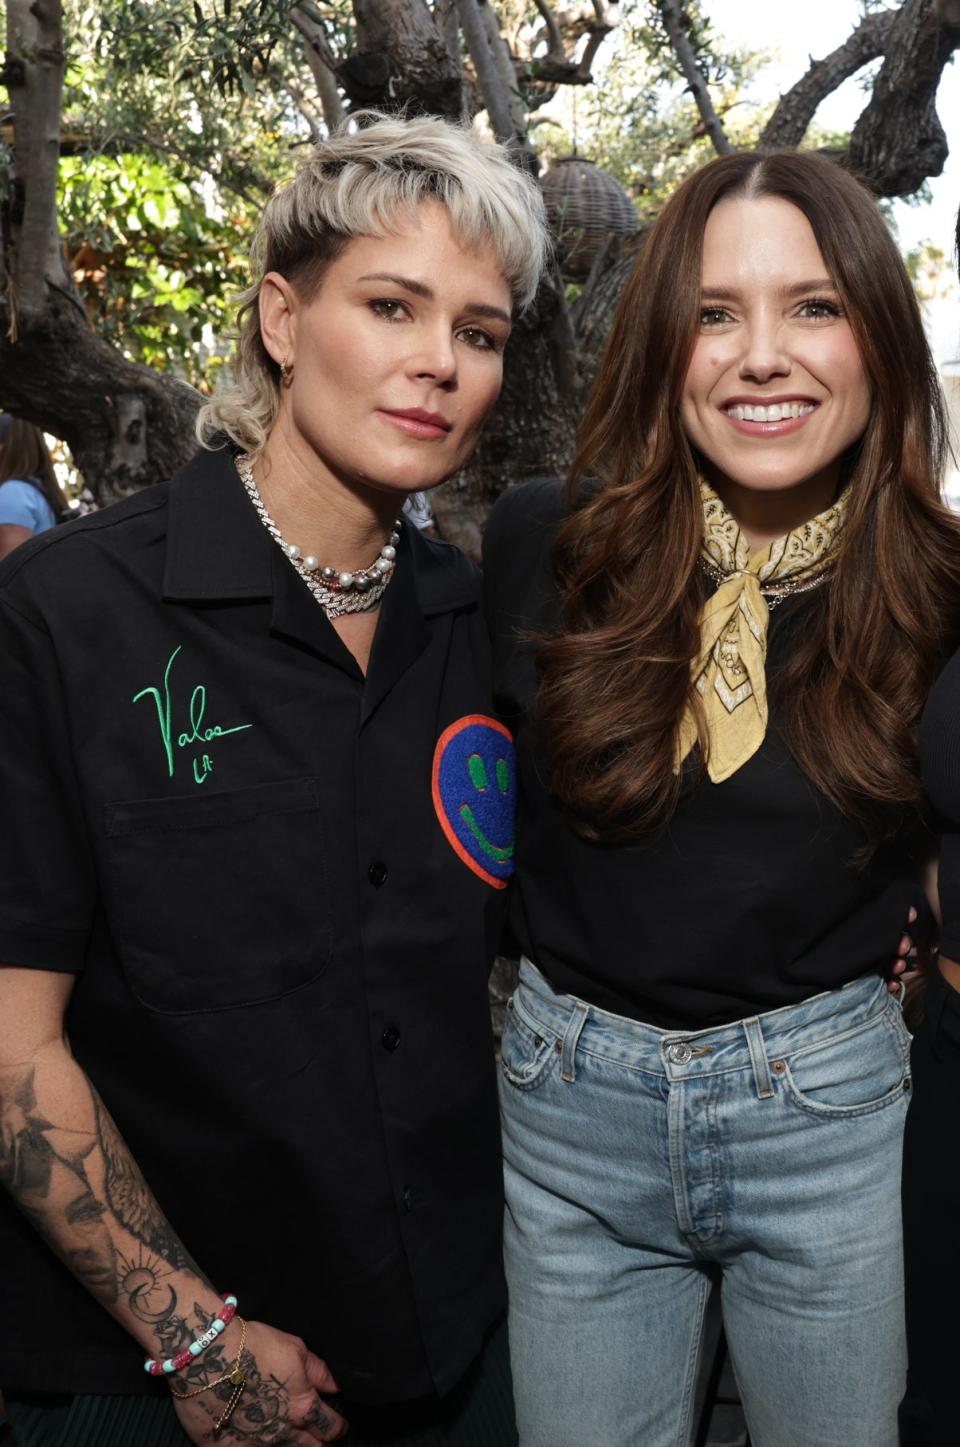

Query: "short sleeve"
left=0, top=480, right=52, bottom=533
left=0, top=597, right=96, bottom=970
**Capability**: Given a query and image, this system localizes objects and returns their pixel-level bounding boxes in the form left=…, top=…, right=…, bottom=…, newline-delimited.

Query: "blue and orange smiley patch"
left=432, top=715, right=516, bottom=889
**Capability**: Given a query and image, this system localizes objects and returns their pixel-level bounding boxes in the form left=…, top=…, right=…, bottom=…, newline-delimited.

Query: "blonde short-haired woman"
left=0, top=113, right=547, bottom=1447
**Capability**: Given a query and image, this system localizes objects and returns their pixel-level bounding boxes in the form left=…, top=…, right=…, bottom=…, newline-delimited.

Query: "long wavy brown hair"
left=536, top=150, right=960, bottom=845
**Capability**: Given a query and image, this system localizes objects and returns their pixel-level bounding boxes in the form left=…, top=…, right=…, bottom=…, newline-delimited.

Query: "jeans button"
left=668, top=1042, right=693, bottom=1065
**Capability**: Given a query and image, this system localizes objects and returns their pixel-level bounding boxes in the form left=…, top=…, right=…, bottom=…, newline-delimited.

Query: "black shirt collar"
left=162, top=447, right=476, bottom=617
left=163, top=447, right=273, bottom=601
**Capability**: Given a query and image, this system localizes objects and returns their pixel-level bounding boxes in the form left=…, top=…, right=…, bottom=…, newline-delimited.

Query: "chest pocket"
left=103, top=778, right=330, bottom=1013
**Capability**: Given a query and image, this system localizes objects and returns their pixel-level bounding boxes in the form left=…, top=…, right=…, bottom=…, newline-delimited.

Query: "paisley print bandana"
left=676, top=479, right=847, bottom=783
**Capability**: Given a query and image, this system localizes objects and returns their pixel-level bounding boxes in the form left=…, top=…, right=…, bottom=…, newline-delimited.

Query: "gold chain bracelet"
left=168, top=1316, right=247, bottom=1434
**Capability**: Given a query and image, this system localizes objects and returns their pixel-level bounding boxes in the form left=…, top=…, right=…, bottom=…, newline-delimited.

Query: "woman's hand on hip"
left=170, top=1318, right=347, bottom=1445
left=887, top=904, right=920, bottom=996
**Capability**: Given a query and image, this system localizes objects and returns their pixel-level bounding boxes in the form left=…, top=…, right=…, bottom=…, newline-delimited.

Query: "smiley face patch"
left=432, top=715, right=516, bottom=889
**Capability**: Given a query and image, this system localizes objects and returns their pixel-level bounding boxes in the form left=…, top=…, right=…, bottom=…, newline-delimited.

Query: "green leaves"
left=49, top=0, right=347, bottom=382
left=58, top=148, right=253, bottom=381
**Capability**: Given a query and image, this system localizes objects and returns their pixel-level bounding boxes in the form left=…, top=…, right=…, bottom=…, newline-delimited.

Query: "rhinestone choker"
left=236, top=453, right=401, bottom=619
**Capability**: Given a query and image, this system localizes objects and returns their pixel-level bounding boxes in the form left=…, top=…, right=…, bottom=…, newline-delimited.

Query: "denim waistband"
left=514, top=957, right=900, bottom=1095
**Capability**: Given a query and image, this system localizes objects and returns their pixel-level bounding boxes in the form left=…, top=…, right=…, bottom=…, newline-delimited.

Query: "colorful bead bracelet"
left=143, top=1294, right=238, bottom=1376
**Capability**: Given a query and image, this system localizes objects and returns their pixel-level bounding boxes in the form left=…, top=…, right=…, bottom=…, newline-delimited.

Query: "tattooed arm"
left=0, top=966, right=346, bottom=1445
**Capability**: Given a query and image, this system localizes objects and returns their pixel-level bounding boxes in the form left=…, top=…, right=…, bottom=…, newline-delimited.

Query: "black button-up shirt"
left=0, top=449, right=511, bottom=1402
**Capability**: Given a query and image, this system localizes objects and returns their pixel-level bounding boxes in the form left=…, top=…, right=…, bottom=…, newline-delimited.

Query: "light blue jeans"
left=500, top=958, right=911, bottom=1447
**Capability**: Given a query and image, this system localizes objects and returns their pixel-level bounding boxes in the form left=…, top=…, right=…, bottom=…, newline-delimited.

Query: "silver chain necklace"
left=236, top=453, right=401, bottom=619
left=697, top=556, right=831, bottom=611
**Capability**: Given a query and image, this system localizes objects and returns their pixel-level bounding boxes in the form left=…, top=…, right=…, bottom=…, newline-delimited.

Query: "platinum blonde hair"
left=196, top=112, right=551, bottom=457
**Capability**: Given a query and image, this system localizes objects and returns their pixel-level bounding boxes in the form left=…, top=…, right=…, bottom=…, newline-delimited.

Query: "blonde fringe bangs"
left=196, top=112, right=550, bottom=458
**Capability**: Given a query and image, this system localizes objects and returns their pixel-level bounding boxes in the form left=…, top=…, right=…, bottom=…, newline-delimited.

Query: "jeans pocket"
left=781, top=1010, right=910, bottom=1119
left=500, top=999, right=557, bottom=1092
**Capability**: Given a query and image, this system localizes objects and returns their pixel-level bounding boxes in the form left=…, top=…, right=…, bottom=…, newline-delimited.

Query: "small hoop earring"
left=280, top=359, right=292, bottom=384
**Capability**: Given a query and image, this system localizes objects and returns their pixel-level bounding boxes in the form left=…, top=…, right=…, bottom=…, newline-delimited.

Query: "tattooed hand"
left=169, top=1318, right=348, bottom=1445
left=0, top=968, right=347, bottom=1447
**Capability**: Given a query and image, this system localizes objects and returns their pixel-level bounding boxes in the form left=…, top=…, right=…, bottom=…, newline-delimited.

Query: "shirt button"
left=667, top=1042, right=693, bottom=1065
left=402, top=1186, right=413, bottom=1213
left=381, top=1024, right=401, bottom=1052
left=368, top=861, right=388, bottom=887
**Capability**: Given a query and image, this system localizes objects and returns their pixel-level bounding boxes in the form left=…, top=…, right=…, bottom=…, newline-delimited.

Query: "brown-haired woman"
left=0, top=414, right=68, bottom=559
left=483, top=150, right=960, bottom=1447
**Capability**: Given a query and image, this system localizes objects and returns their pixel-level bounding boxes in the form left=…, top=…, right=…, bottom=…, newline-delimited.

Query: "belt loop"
left=560, top=1001, right=590, bottom=1083
left=742, top=1017, right=774, bottom=1099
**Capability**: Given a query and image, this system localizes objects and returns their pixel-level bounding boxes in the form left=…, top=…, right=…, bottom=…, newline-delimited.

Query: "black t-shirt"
left=0, top=449, right=510, bottom=1401
left=920, top=649, right=960, bottom=961
left=483, top=477, right=919, bottom=1029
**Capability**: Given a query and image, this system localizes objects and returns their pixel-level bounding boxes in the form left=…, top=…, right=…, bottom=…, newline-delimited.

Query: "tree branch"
left=577, top=26, right=609, bottom=80
left=760, top=10, right=895, bottom=150
left=291, top=3, right=345, bottom=130
left=282, top=77, right=324, bottom=143
left=533, top=0, right=566, bottom=64
left=845, top=0, right=960, bottom=195
left=105, top=131, right=270, bottom=208
left=435, top=0, right=463, bottom=77
left=477, top=0, right=533, bottom=151
left=456, top=0, right=525, bottom=146
left=527, top=0, right=618, bottom=85
left=655, top=0, right=732, bottom=155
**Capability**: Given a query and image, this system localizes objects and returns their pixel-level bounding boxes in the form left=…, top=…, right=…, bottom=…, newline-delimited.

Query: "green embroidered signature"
left=132, top=645, right=252, bottom=784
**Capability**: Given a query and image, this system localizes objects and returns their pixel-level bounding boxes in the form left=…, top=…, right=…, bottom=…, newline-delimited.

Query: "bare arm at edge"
left=0, top=524, right=34, bottom=560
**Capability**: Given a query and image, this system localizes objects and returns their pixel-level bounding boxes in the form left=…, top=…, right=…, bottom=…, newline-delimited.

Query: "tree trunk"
left=0, top=299, right=200, bottom=502
left=845, top=0, right=960, bottom=195
left=3, top=0, right=65, bottom=325
left=431, top=267, right=583, bottom=557
left=1, top=0, right=202, bottom=499
left=457, top=0, right=533, bottom=161
left=572, top=231, right=646, bottom=397
left=340, top=0, right=464, bottom=117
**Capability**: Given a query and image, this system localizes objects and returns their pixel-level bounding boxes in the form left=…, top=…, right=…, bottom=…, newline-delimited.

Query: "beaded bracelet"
left=143, top=1295, right=238, bottom=1376
left=169, top=1317, right=248, bottom=1438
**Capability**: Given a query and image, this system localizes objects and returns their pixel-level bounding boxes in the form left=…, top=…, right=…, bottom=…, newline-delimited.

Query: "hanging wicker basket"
left=540, top=157, right=639, bottom=280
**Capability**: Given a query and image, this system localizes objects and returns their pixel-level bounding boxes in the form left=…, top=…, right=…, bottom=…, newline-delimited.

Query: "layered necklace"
left=236, top=452, right=401, bottom=619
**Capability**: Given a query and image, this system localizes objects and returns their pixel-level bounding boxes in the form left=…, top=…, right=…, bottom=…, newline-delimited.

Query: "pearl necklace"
left=236, top=453, right=401, bottom=619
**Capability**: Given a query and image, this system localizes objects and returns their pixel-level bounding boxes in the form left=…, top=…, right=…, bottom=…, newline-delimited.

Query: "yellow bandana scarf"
left=676, top=480, right=846, bottom=783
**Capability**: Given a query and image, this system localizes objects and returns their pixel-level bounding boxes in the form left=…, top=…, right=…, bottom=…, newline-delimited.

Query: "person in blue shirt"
left=0, top=414, right=68, bottom=559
